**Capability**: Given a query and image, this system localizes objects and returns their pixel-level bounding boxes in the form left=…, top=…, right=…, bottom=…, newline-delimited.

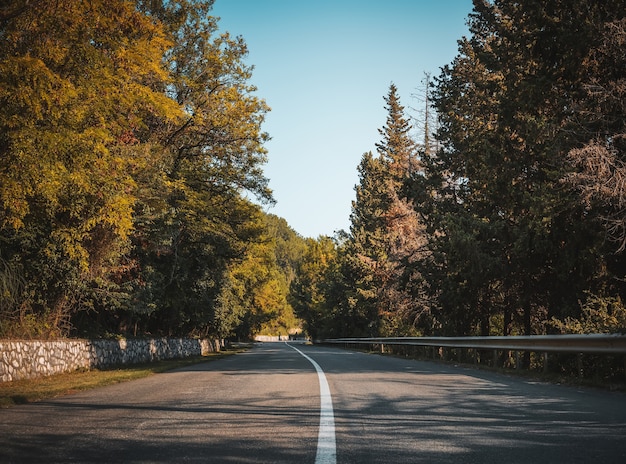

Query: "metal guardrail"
left=324, top=334, right=626, bottom=354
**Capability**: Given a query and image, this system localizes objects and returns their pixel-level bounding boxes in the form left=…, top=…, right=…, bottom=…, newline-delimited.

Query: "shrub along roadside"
left=0, top=346, right=247, bottom=408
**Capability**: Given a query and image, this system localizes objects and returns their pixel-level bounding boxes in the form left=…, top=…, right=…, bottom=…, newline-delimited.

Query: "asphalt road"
left=1, top=342, right=626, bottom=463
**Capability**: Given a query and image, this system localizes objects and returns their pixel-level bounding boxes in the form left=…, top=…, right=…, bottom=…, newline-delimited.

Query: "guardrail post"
left=515, top=351, right=521, bottom=370
left=543, top=352, right=549, bottom=373
left=578, top=353, right=584, bottom=378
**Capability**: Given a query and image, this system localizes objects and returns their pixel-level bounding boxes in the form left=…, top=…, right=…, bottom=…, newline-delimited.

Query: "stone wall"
left=0, top=338, right=223, bottom=382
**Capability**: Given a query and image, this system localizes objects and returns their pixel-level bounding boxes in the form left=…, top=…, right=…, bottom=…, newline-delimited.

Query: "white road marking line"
left=287, top=343, right=337, bottom=464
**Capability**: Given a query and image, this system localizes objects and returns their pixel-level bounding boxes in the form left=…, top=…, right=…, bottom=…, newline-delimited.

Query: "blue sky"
left=212, top=0, right=474, bottom=238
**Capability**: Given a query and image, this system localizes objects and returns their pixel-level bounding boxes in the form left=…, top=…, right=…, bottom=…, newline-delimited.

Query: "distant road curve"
left=1, top=342, right=625, bottom=463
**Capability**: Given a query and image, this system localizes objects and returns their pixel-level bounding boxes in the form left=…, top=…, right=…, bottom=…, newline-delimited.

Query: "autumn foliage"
left=0, top=0, right=303, bottom=339
left=3, top=0, right=626, bottom=348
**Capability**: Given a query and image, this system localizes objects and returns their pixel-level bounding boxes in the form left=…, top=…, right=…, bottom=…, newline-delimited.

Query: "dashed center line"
left=287, top=343, right=337, bottom=464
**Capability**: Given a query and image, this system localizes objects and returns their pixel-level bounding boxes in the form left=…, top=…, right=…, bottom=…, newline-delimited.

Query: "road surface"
left=1, top=342, right=625, bottom=463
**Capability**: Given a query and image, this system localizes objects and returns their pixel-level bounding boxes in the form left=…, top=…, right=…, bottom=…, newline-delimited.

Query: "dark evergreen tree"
left=426, top=0, right=623, bottom=341
left=339, top=85, right=428, bottom=336
left=341, top=151, right=387, bottom=336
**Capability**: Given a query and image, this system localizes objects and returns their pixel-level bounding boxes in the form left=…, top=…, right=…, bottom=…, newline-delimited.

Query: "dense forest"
left=1, top=0, right=625, bottom=342
left=292, top=0, right=626, bottom=340
left=0, top=0, right=306, bottom=339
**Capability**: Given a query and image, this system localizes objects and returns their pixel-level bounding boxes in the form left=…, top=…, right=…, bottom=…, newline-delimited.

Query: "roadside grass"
left=0, top=345, right=249, bottom=409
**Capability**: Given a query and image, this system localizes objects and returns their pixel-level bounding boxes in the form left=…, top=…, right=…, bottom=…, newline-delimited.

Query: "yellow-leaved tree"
left=1, top=0, right=277, bottom=339
left=0, top=0, right=182, bottom=337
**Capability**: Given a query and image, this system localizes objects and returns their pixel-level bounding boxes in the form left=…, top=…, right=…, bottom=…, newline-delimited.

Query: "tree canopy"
left=291, top=0, right=626, bottom=343
left=3, top=0, right=625, bottom=345
left=0, top=0, right=302, bottom=339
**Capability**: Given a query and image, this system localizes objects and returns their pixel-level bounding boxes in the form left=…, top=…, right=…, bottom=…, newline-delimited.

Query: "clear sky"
left=212, top=0, right=474, bottom=238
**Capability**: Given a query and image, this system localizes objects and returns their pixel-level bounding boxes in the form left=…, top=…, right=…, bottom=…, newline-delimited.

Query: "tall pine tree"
left=344, top=84, right=427, bottom=336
